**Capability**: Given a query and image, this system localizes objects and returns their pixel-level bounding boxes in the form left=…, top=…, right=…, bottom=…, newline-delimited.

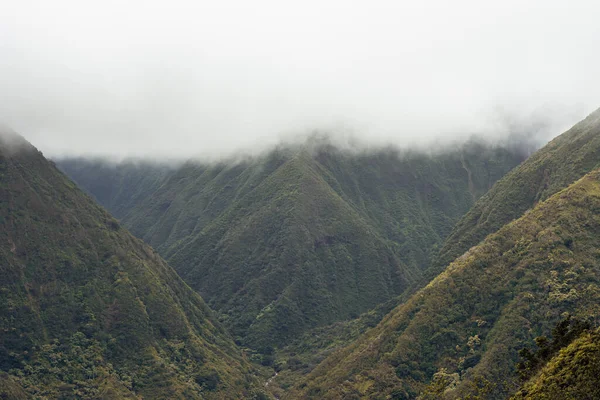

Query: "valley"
left=2, top=2, right=600, bottom=398
left=1, top=110, right=600, bottom=399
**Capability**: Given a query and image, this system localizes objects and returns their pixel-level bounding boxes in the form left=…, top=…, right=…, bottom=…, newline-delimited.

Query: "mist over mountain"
left=3, top=109, right=599, bottom=399
left=57, top=136, right=529, bottom=351
left=293, top=107, right=600, bottom=400
left=2, top=1, right=600, bottom=399
left=1, top=0, right=599, bottom=159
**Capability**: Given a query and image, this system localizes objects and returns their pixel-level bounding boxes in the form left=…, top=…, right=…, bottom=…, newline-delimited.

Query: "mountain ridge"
left=292, top=109, right=600, bottom=399
left=0, top=133, right=264, bottom=399
left=432, top=108, right=600, bottom=276
left=58, top=136, right=529, bottom=349
left=294, top=167, right=600, bottom=398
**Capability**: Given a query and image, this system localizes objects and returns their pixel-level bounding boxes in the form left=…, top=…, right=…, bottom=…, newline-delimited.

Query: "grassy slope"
left=294, top=168, right=600, bottom=399
left=58, top=139, right=526, bottom=349
left=433, top=108, right=600, bottom=277
left=511, top=328, right=600, bottom=400
left=0, top=134, right=264, bottom=399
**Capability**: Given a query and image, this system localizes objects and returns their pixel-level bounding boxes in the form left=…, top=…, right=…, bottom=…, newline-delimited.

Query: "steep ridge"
left=0, top=133, right=263, bottom=399
left=55, top=158, right=174, bottom=220
left=58, top=138, right=527, bottom=348
left=168, top=152, right=415, bottom=349
left=59, top=148, right=294, bottom=254
left=433, top=108, right=600, bottom=276
left=512, top=328, right=600, bottom=400
left=307, top=139, right=528, bottom=273
left=294, top=167, right=600, bottom=399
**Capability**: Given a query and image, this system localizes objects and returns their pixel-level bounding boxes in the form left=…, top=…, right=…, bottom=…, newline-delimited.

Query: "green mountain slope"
left=169, top=152, right=416, bottom=349
left=54, top=158, right=174, bottom=220
left=294, top=165, right=600, bottom=399
left=512, top=328, right=600, bottom=400
left=0, top=133, right=263, bottom=399
left=58, top=138, right=527, bottom=349
left=433, top=108, right=600, bottom=276
left=302, top=140, right=529, bottom=273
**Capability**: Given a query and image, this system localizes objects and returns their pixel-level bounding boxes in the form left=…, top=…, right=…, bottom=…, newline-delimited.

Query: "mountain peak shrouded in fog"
left=2, top=2, right=600, bottom=396
left=1, top=0, right=599, bottom=159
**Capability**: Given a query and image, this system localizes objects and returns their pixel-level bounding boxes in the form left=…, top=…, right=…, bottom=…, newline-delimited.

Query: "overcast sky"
left=1, top=0, right=599, bottom=159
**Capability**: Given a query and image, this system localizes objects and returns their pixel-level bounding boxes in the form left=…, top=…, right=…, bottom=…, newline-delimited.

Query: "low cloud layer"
left=1, top=0, right=599, bottom=159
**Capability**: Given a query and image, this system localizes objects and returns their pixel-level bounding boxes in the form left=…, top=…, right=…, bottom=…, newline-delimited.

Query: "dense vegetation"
left=513, top=327, right=600, bottom=400
left=432, top=108, right=600, bottom=278
left=59, top=137, right=527, bottom=349
left=3, top=107, right=599, bottom=399
left=0, top=134, right=264, bottom=399
left=52, top=158, right=174, bottom=221
left=293, top=160, right=600, bottom=398
left=515, top=316, right=592, bottom=381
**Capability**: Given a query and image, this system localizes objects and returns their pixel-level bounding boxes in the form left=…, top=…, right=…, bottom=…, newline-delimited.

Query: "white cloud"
left=1, top=0, right=599, bottom=159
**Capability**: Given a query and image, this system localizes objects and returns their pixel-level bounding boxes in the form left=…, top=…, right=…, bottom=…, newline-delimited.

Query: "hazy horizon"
left=1, top=0, right=599, bottom=159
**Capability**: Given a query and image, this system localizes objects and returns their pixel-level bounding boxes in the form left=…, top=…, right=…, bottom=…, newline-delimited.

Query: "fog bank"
left=1, top=0, right=599, bottom=159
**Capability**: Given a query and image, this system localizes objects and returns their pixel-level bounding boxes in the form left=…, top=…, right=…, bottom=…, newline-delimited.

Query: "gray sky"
left=1, top=0, right=599, bottom=159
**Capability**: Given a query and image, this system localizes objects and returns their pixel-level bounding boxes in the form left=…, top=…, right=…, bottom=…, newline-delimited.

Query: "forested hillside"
left=4, top=114, right=597, bottom=400
left=512, top=327, right=600, bottom=400
left=59, top=137, right=528, bottom=348
left=53, top=159, right=174, bottom=220
left=0, top=133, right=264, bottom=399
left=433, top=108, right=600, bottom=276
left=295, top=167, right=600, bottom=399
left=294, top=110, right=600, bottom=399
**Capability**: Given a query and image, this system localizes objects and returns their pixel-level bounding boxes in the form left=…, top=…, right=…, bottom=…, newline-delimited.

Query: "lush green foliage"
left=293, top=165, right=600, bottom=399
left=0, top=134, right=264, bottom=399
left=266, top=301, right=396, bottom=397
left=516, top=316, right=592, bottom=381
left=58, top=137, right=526, bottom=349
left=5, top=110, right=598, bottom=400
left=432, top=108, right=600, bottom=278
left=512, top=328, right=600, bottom=400
left=54, top=158, right=174, bottom=220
